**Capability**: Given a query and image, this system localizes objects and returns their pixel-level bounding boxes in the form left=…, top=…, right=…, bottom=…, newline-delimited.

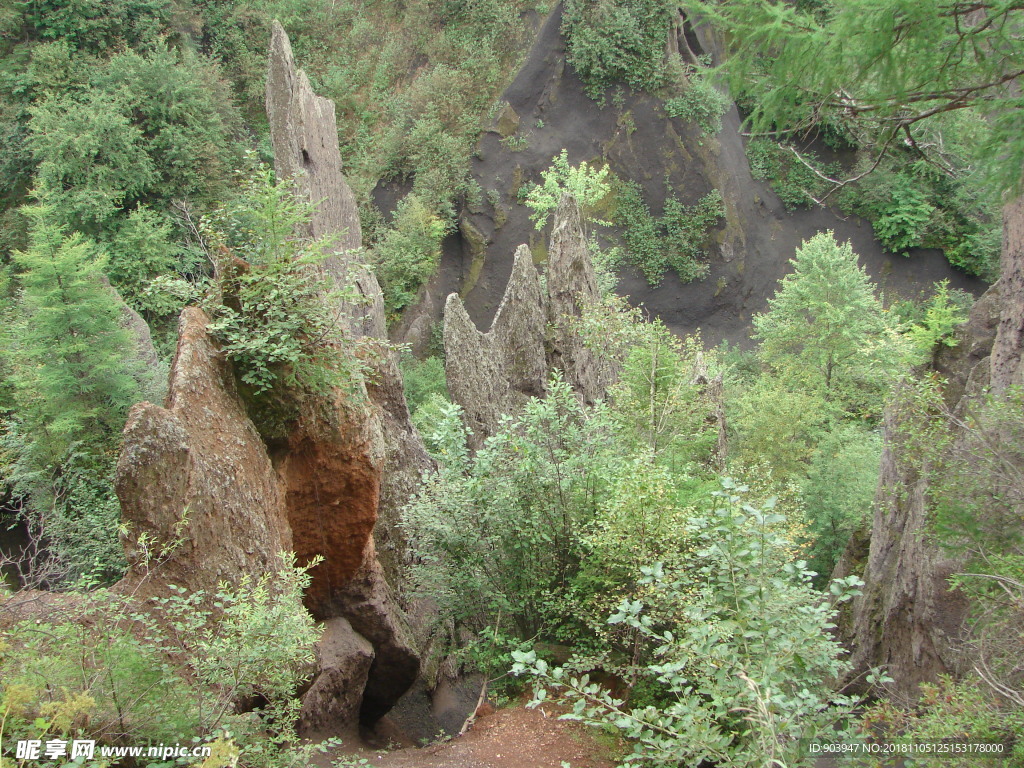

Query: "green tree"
left=693, top=0, right=1024, bottom=196
left=753, top=231, right=907, bottom=408
left=5, top=201, right=142, bottom=454
left=1, top=200, right=145, bottom=582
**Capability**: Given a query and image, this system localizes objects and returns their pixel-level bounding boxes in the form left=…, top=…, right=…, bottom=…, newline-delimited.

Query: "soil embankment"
left=431, top=4, right=986, bottom=346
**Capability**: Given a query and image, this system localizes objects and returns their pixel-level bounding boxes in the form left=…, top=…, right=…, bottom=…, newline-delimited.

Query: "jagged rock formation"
left=116, top=308, right=293, bottom=595
left=444, top=245, right=547, bottom=448
left=443, top=196, right=615, bottom=444
left=545, top=196, right=613, bottom=404
left=840, top=198, right=1023, bottom=698
left=266, top=19, right=385, bottom=339
left=116, top=308, right=418, bottom=730
left=267, top=21, right=432, bottom=584
left=114, top=25, right=441, bottom=734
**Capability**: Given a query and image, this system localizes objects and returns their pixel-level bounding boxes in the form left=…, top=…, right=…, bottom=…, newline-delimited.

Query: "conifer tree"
left=5, top=199, right=142, bottom=458
left=753, top=231, right=906, bottom=404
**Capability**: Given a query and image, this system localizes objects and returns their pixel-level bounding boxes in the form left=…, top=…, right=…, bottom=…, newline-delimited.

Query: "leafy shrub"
left=373, top=193, right=453, bottom=318
left=613, top=180, right=722, bottom=284
left=838, top=156, right=1001, bottom=278
left=902, top=280, right=971, bottom=362
left=862, top=677, right=1024, bottom=766
left=513, top=481, right=871, bottom=768
left=562, top=0, right=674, bottom=97
left=752, top=231, right=909, bottom=412
left=663, top=67, right=730, bottom=136
left=801, top=424, right=881, bottom=584
left=0, top=554, right=323, bottom=767
left=745, top=138, right=830, bottom=209
left=204, top=165, right=366, bottom=398
left=400, top=354, right=449, bottom=413
left=404, top=376, right=616, bottom=640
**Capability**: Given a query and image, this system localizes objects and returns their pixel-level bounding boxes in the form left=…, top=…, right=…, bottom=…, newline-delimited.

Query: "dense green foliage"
left=522, top=150, right=613, bottom=230
left=562, top=0, right=674, bottom=97
left=1, top=0, right=1021, bottom=762
left=0, top=555, right=324, bottom=767
left=663, top=64, right=730, bottom=137
left=514, top=483, right=869, bottom=768
left=753, top=231, right=907, bottom=410
left=692, top=0, right=1017, bottom=278
left=204, top=166, right=365, bottom=398
left=612, top=180, right=722, bottom=284
left=0, top=201, right=148, bottom=584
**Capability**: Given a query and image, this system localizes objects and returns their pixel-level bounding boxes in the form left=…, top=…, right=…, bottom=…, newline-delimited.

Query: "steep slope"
left=422, top=4, right=985, bottom=347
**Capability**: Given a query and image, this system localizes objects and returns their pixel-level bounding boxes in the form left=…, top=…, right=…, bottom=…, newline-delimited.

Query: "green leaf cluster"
left=513, top=482, right=872, bottom=768
left=612, top=179, right=722, bottom=285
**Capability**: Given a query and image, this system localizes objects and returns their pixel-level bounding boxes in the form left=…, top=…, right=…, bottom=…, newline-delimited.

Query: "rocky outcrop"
left=841, top=198, right=1022, bottom=699
left=266, top=19, right=385, bottom=339
left=444, top=245, right=547, bottom=448
left=443, top=197, right=615, bottom=444
left=116, top=306, right=419, bottom=728
left=267, top=22, right=432, bottom=589
left=991, top=196, right=1024, bottom=395
left=546, top=195, right=614, bottom=405
left=116, top=307, right=292, bottom=597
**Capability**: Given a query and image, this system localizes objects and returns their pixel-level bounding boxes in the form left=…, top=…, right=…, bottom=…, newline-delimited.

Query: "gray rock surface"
left=841, top=197, right=1023, bottom=699
left=266, top=19, right=385, bottom=339
left=444, top=245, right=547, bottom=448
left=546, top=195, right=615, bottom=404
left=443, top=199, right=615, bottom=444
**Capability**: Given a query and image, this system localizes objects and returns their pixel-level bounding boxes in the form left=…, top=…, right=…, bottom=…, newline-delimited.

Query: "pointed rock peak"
left=492, top=245, right=543, bottom=331
left=548, top=193, right=599, bottom=311
left=265, top=20, right=361, bottom=254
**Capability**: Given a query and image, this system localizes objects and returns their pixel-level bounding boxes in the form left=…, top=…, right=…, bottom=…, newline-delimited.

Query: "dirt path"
left=317, top=704, right=619, bottom=768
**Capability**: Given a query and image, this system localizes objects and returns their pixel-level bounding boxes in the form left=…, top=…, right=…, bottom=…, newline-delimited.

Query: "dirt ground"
left=315, top=703, right=620, bottom=768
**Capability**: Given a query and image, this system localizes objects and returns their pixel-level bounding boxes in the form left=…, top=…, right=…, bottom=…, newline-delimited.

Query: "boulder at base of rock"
left=298, top=617, right=375, bottom=738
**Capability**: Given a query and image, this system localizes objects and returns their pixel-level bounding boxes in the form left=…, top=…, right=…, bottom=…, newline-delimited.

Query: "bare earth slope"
left=428, top=4, right=985, bottom=346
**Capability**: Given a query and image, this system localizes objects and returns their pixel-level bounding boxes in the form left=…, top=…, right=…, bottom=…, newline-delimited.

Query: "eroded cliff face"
left=266, top=20, right=432, bottom=584
left=443, top=196, right=615, bottom=444
left=114, top=24, right=437, bottom=734
left=841, top=198, right=1023, bottom=699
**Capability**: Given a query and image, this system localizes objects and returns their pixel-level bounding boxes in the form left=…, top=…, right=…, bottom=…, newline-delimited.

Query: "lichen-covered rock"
left=444, top=245, right=547, bottom=447
left=545, top=195, right=615, bottom=404
left=266, top=20, right=385, bottom=339
left=116, top=308, right=292, bottom=598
